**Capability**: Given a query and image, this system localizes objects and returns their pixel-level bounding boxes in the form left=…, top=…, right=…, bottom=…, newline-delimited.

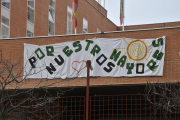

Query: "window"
left=97, top=28, right=101, bottom=33
left=67, top=6, right=72, bottom=34
left=28, top=0, right=34, bottom=8
left=27, top=7, right=34, bottom=24
left=27, top=30, right=33, bottom=37
left=27, top=0, right=34, bottom=37
left=48, top=21, right=54, bottom=35
left=1, top=0, right=10, bottom=38
left=2, top=0, right=10, bottom=9
left=27, top=0, right=34, bottom=24
left=2, top=16, right=9, bottom=26
left=48, top=0, right=55, bottom=36
left=49, top=0, right=55, bottom=8
left=1, top=16, right=9, bottom=37
left=1, top=24, right=9, bottom=38
left=83, top=18, right=88, bottom=33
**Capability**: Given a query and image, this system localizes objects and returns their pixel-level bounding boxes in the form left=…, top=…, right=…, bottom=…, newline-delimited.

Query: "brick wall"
left=1, top=0, right=116, bottom=38
left=1, top=0, right=180, bottom=38
left=55, top=0, right=117, bottom=34
left=10, top=0, right=27, bottom=38
left=77, top=0, right=117, bottom=33
left=86, top=0, right=107, bottom=17
left=0, top=27, right=180, bottom=89
left=118, top=21, right=180, bottom=31
left=34, top=0, right=49, bottom=36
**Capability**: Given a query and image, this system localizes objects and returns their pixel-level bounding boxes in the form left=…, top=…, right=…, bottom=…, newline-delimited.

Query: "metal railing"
left=90, top=94, right=180, bottom=120
left=2, top=94, right=180, bottom=120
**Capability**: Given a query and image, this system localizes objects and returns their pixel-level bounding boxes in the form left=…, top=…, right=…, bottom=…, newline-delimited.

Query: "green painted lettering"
left=46, top=46, right=54, bottom=56
left=90, top=44, right=101, bottom=56
left=152, top=38, right=163, bottom=47
left=153, top=50, right=164, bottom=60
left=117, top=55, right=127, bottom=67
left=147, top=59, right=158, bottom=71
left=63, top=46, right=73, bottom=57
left=85, top=40, right=94, bottom=51
left=110, top=49, right=121, bottom=62
left=73, top=41, right=82, bottom=52
left=35, top=48, right=45, bottom=60
left=126, top=63, right=134, bottom=74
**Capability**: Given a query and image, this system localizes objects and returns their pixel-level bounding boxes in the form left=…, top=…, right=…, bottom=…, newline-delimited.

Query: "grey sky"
left=103, top=0, right=180, bottom=26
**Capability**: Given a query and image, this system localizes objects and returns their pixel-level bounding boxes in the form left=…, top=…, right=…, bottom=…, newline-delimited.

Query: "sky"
left=99, top=0, right=180, bottom=26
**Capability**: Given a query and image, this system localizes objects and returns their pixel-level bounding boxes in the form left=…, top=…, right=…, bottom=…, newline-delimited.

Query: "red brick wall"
left=34, top=0, right=49, bottom=36
left=55, top=0, right=72, bottom=35
left=55, top=0, right=66, bottom=35
left=77, top=0, right=117, bottom=33
left=118, top=21, right=180, bottom=31
left=2, top=0, right=180, bottom=38
left=86, top=0, right=107, bottom=17
left=0, top=27, right=180, bottom=89
left=165, top=21, right=180, bottom=27
left=55, top=0, right=117, bottom=35
left=1, top=0, right=116, bottom=38
left=10, top=0, right=27, bottom=38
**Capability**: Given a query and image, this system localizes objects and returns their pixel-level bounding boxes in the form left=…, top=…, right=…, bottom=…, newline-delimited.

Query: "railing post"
left=86, top=60, right=91, bottom=120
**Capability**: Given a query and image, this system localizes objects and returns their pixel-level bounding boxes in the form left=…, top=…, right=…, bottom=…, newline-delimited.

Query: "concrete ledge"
left=0, top=26, right=180, bottom=41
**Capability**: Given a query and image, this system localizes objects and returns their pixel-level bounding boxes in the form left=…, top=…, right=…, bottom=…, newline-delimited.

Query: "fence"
left=2, top=94, right=180, bottom=120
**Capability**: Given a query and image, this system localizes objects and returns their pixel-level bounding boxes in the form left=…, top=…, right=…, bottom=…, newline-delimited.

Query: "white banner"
left=24, top=37, right=166, bottom=79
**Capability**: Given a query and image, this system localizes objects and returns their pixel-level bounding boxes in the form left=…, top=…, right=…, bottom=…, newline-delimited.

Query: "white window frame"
left=83, top=18, right=88, bottom=33
left=48, top=0, right=55, bottom=36
left=26, top=0, right=35, bottom=37
left=1, top=0, right=11, bottom=38
left=67, top=6, right=72, bottom=35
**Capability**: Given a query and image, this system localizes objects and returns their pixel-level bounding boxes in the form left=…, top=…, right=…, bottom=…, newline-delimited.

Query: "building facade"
left=0, top=0, right=117, bottom=38
left=0, top=25, right=180, bottom=119
left=1, top=0, right=180, bottom=119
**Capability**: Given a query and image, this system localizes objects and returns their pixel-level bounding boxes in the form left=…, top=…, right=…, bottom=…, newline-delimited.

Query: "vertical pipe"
left=86, top=60, right=91, bottom=120
left=122, top=0, right=125, bottom=31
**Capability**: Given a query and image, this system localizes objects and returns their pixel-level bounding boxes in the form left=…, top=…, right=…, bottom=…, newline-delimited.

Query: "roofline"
left=1, top=26, right=180, bottom=41
left=85, top=0, right=117, bottom=26
left=118, top=21, right=180, bottom=27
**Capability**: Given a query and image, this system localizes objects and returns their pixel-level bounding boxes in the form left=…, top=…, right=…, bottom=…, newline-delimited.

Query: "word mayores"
left=110, top=38, right=164, bottom=74
left=28, top=38, right=164, bottom=75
